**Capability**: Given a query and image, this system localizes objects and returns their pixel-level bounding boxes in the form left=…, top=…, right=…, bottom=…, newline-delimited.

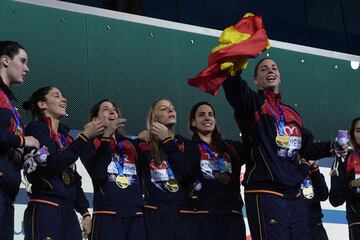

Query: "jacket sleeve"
left=183, top=140, right=202, bottom=182
left=74, top=171, right=90, bottom=217
left=329, top=156, right=352, bottom=207
left=225, top=139, right=245, bottom=167
left=88, top=138, right=113, bottom=181
left=78, top=138, right=97, bottom=171
left=25, top=121, right=90, bottom=174
left=301, top=127, right=333, bottom=160
left=310, top=167, right=329, bottom=202
left=0, top=109, right=24, bottom=150
left=163, top=138, right=195, bottom=181
left=222, top=72, right=264, bottom=121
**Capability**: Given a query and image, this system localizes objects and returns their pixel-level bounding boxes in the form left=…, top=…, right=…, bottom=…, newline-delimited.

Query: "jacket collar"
left=0, top=76, right=16, bottom=100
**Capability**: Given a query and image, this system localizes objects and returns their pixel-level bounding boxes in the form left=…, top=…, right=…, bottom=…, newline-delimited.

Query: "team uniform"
left=222, top=72, right=332, bottom=240
left=330, top=149, right=360, bottom=240
left=23, top=117, right=91, bottom=240
left=81, top=136, right=145, bottom=240
left=139, top=134, right=195, bottom=240
left=301, top=166, right=329, bottom=240
left=186, top=135, right=246, bottom=240
left=0, top=78, right=25, bottom=239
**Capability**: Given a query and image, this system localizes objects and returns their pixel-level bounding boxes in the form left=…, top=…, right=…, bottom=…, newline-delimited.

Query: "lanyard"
left=269, top=103, right=286, bottom=136
left=200, top=143, right=225, bottom=173
left=164, top=154, right=176, bottom=180
left=114, top=140, right=125, bottom=176
left=303, top=177, right=312, bottom=188
left=45, top=118, right=68, bottom=151
left=1, top=90, right=22, bottom=130
left=55, top=132, right=68, bottom=151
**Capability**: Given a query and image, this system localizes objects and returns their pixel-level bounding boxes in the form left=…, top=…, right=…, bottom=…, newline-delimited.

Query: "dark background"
left=62, top=0, right=360, bottom=56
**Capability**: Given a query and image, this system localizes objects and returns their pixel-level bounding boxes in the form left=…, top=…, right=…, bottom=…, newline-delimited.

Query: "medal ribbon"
left=1, top=89, right=23, bottom=132
left=302, top=178, right=311, bottom=188
left=200, top=143, right=225, bottom=173
left=44, top=117, right=69, bottom=152
left=164, top=154, right=176, bottom=180
left=55, top=132, right=68, bottom=151
left=269, top=103, right=286, bottom=136
left=114, top=140, right=125, bottom=176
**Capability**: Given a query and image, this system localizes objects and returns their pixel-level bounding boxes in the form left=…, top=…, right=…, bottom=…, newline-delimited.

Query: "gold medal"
left=15, top=126, right=23, bottom=136
left=276, top=135, right=289, bottom=148
left=302, top=186, right=314, bottom=199
left=61, top=171, right=71, bottom=186
left=165, top=179, right=179, bottom=193
left=215, top=172, right=231, bottom=184
left=115, top=175, right=129, bottom=189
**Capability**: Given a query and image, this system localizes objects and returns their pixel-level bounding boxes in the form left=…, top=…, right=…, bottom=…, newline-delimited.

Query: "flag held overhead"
left=188, top=13, right=270, bottom=96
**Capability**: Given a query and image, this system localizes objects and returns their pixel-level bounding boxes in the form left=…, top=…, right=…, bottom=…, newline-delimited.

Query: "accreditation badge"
left=276, top=134, right=289, bottom=148
left=116, top=175, right=129, bottom=189
left=215, top=172, right=230, bottom=184
left=165, top=179, right=179, bottom=193
left=61, top=171, right=71, bottom=186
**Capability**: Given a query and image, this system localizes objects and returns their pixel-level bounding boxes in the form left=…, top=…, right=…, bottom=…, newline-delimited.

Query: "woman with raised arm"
left=139, top=98, right=195, bottom=240
left=22, top=86, right=103, bottom=240
left=81, top=99, right=145, bottom=240
left=222, top=57, right=336, bottom=240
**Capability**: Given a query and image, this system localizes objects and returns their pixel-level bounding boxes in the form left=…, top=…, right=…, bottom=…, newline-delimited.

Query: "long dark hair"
left=0, top=41, right=25, bottom=59
left=90, top=99, right=121, bottom=119
left=23, top=86, right=54, bottom=120
left=189, top=101, right=229, bottom=154
left=90, top=99, right=124, bottom=138
left=349, top=117, right=360, bottom=149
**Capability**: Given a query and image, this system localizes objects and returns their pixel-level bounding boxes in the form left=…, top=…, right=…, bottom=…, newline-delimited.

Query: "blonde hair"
left=146, top=98, right=172, bottom=164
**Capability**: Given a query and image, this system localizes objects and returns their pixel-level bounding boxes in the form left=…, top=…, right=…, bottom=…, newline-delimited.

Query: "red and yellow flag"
left=188, top=13, right=270, bottom=96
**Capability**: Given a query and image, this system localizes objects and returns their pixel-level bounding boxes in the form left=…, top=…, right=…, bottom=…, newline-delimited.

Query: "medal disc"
left=302, top=186, right=314, bottom=199
left=15, top=126, right=23, bottom=136
left=276, top=135, right=289, bottom=148
left=116, top=175, right=129, bottom=189
left=61, top=171, right=71, bottom=186
left=215, top=172, right=231, bottom=184
left=165, top=179, right=179, bottom=193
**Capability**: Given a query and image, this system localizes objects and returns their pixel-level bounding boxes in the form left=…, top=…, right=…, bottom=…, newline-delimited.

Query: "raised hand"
left=150, top=122, right=172, bottom=141
left=138, top=130, right=150, bottom=143
left=103, top=118, right=127, bottom=137
left=82, top=120, right=105, bottom=138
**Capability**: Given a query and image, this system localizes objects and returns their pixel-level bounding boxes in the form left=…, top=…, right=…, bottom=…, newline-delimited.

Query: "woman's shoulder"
left=225, top=139, right=242, bottom=151
left=58, top=123, right=71, bottom=135
left=175, top=134, right=190, bottom=144
left=25, top=120, right=50, bottom=138
left=184, top=135, right=202, bottom=151
left=122, top=135, right=140, bottom=145
left=138, top=141, right=150, bottom=152
left=26, top=120, right=48, bottom=130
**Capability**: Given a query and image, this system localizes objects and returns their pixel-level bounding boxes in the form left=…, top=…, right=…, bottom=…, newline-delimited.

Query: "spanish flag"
left=188, top=13, right=270, bottom=96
